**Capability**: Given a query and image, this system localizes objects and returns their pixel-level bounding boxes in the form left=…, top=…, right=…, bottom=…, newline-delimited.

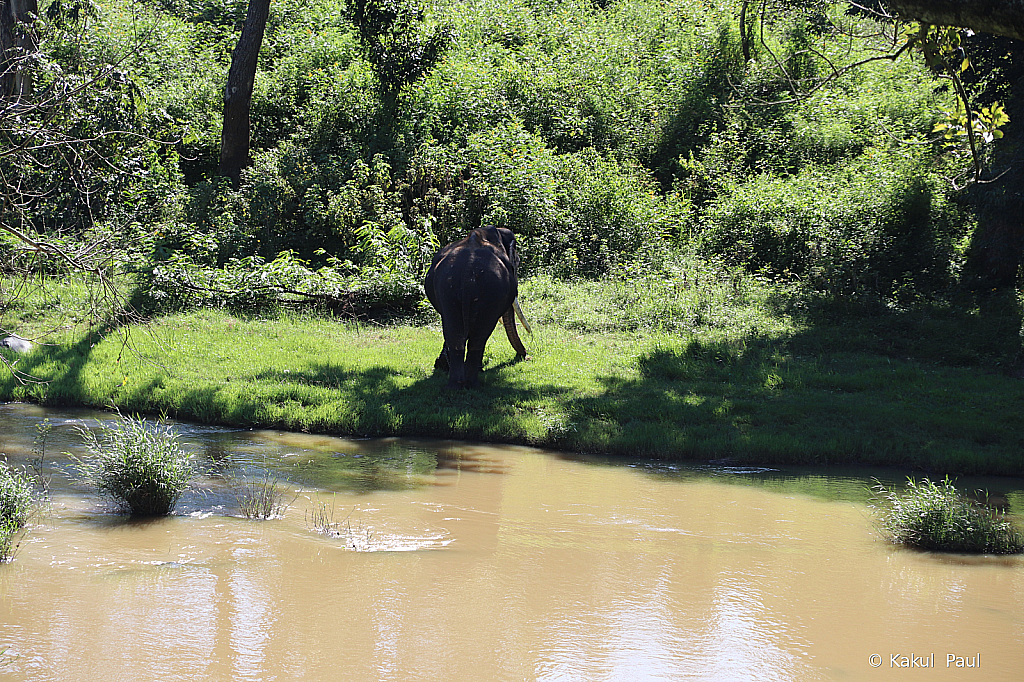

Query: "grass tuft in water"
left=30, top=418, right=53, bottom=498
left=73, top=414, right=195, bottom=516
left=304, top=496, right=374, bottom=548
left=874, top=477, right=1024, bottom=554
left=232, top=467, right=291, bottom=520
left=0, top=463, right=35, bottom=561
left=305, top=493, right=337, bottom=535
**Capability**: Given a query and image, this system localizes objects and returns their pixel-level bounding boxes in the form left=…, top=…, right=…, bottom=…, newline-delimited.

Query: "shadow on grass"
left=86, top=352, right=576, bottom=452
left=557, top=305, right=1024, bottom=476
left=0, top=326, right=119, bottom=406
left=770, top=287, right=1024, bottom=370
left=121, top=360, right=563, bottom=493
left=241, top=360, right=574, bottom=441
left=5, top=290, right=1023, bottom=478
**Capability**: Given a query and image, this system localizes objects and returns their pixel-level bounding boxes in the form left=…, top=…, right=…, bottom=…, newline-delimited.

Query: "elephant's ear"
left=498, top=228, right=519, bottom=271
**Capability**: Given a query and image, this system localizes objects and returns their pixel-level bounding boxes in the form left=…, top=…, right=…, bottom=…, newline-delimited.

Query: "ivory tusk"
left=512, top=297, right=533, bottom=335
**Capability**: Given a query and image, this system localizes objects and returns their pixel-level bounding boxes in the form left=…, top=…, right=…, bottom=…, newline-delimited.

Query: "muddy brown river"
left=1, top=403, right=1022, bottom=681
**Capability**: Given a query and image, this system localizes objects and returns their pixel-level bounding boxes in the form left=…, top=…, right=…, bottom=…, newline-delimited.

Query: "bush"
left=874, top=477, right=1024, bottom=554
left=73, top=415, right=196, bottom=516
left=698, top=152, right=960, bottom=298
left=412, top=125, right=676, bottom=276
left=0, top=464, right=35, bottom=561
left=552, top=150, right=676, bottom=276
left=141, top=248, right=423, bottom=316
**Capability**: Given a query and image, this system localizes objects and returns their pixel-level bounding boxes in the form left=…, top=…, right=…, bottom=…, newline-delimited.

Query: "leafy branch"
left=903, top=22, right=1010, bottom=188
left=733, top=5, right=1009, bottom=189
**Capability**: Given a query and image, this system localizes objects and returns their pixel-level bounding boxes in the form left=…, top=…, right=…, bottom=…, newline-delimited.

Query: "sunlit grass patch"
left=874, top=477, right=1024, bottom=554
left=73, top=414, right=195, bottom=516
left=3, top=271, right=1024, bottom=475
left=518, top=260, right=795, bottom=337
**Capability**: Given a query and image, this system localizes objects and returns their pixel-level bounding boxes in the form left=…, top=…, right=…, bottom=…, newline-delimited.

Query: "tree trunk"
left=877, top=2, right=1024, bottom=289
left=884, top=0, right=1024, bottom=43
left=965, top=69, right=1024, bottom=290
left=0, top=0, right=38, bottom=101
left=740, top=0, right=751, bottom=64
left=218, top=0, right=271, bottom=188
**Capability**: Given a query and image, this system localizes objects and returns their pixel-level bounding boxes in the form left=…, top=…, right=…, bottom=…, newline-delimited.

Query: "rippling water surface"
left=1, top=403, right=1022, bottom=681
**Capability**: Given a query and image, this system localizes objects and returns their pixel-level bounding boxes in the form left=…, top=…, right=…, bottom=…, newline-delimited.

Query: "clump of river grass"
left=874, top=477, right=1024, bottom=554
left=305, top=496, right=376, bottom=550
left=73, top=415, right=195, bottom=516
left=231, top=466, right=291, bottom=519
left=0, top=463, right=35, bottom=560
left=305, top=494, right=338, bottom=536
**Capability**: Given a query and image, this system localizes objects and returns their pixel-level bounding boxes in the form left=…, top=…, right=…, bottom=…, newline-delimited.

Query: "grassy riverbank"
left=2, top=270, right=1023, bottom=476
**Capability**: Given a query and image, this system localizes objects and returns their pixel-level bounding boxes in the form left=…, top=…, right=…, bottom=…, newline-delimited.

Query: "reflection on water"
left=0, top=403, right=1023, bottom=681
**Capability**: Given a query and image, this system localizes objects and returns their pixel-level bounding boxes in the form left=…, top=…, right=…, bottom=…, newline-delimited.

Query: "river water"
left=0, top=403, right=1022, bottom=681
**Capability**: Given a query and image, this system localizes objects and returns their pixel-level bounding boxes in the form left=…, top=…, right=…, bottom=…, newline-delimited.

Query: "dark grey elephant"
left=424, top=226, right=530, bottom=388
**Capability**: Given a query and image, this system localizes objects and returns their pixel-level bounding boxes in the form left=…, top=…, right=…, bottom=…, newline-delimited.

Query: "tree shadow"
left=0, top=326, right=119, bottom=405
left=556, top=302, right=1024, bottom=476
left=236, top=359, right=573, bottom=440
left=771, top=288, right=1024, bottom=370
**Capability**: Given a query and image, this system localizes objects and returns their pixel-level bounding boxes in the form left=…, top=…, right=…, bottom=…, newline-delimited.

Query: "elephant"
left=424, top=226, right=531, bottom=388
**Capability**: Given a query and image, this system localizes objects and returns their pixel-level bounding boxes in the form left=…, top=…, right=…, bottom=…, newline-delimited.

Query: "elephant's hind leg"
left=445, top=338, right=468, bottom=388
left=464, top=342, right=486, bottom=388
left=434, top=345, right=450, bottom=372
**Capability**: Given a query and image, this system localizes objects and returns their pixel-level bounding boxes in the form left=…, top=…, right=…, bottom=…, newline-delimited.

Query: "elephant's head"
left=490, top=226, right=520, bottom=277
left=487, top=226, right=532, bottom=351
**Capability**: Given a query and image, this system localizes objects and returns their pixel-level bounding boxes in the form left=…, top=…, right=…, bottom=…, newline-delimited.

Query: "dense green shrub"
left=424, top=0, right=707, bottom=158
left=73, top=415, right=196, bottom=516
left=0, top=465, right=35, bottom=561
left=411, top=125, right=677, bottom=276
left=698, top=151, right=961, bottom=298
left=28, top=0, right=969, bottom=314
left=875, top=477, right=1024, bottom=554
left=159, top=177, right=254, bottom=266
left=0, top=46, right=168, bottom=241
left=648, top=20, right=747, bottom=188
left=348, top=0, right=455, bottom=105
left=551, top=150, right=680, bottom=275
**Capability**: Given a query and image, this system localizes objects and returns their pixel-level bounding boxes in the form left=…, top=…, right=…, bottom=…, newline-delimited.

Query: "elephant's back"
left=425, top=232, right=517, bottom=315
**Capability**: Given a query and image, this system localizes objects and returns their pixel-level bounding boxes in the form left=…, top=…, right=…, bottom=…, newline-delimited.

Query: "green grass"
left=2, top=269, right=1023, bottom=476
left=874, top=477, right=1024, bottom=554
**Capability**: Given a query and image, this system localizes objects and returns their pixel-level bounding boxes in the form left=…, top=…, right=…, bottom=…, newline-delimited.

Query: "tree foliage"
left=347, top=0, right=454, bottom=103
left=2, top=0, right=1022, bottom=349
